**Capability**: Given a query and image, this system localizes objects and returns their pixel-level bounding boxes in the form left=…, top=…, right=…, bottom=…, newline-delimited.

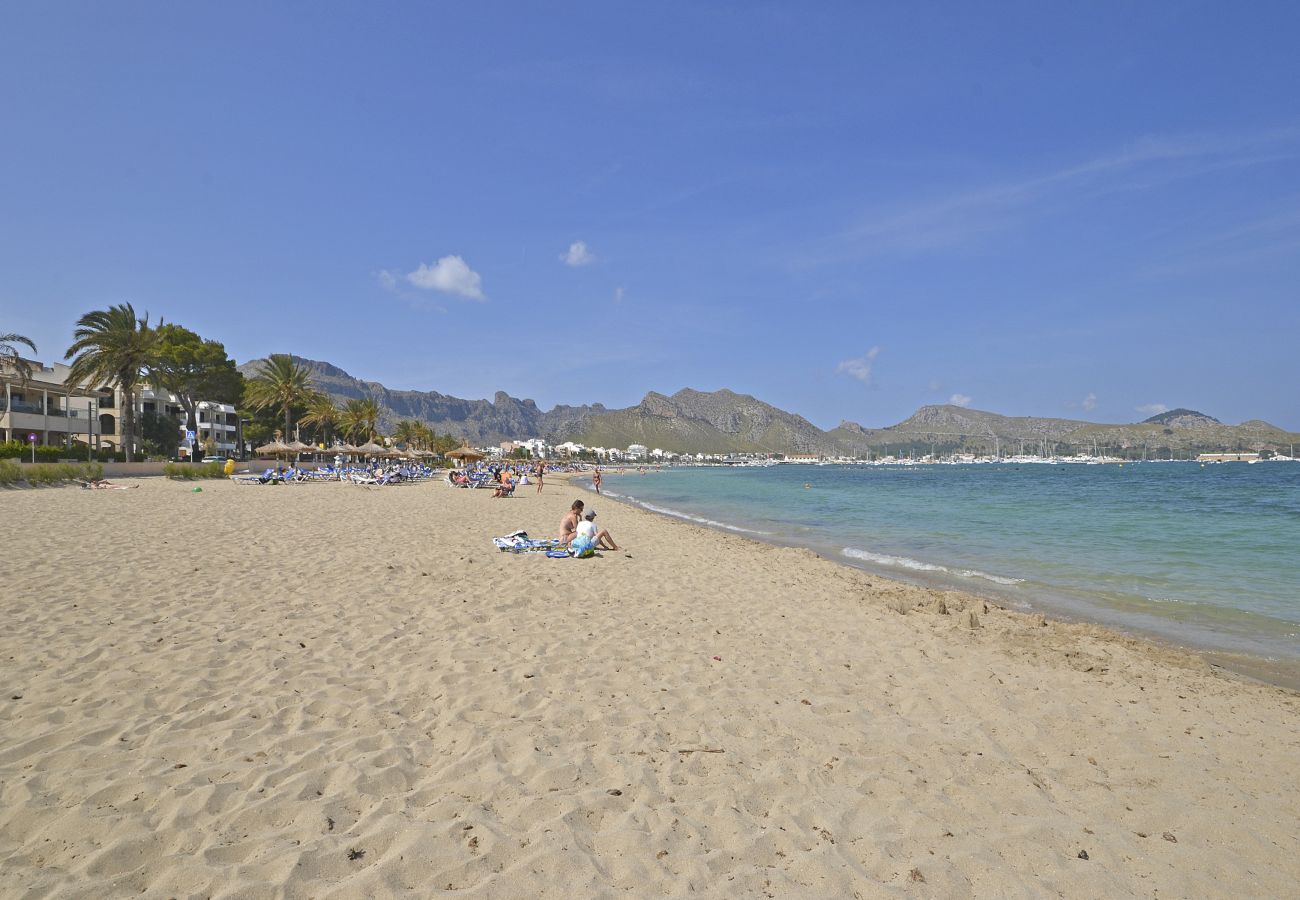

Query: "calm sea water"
left=600, top=462, right=1300, bottom=661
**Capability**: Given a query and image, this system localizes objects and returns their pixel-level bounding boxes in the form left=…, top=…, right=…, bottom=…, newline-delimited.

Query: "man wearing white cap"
left=576, top=507, right=619, bottom=551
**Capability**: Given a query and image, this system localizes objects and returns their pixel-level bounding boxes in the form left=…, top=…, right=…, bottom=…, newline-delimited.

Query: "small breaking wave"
left=634, top=500, right=771, bottom=535
left=842, top=548, right=1024, bottom=585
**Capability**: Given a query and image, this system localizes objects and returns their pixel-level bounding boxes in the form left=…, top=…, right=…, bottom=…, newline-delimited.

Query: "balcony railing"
left=3, top=401, right=81, bottom=418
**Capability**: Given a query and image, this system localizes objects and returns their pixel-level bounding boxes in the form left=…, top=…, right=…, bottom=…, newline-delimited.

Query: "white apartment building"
left=1, top=357, right=238, bottom=456
left=1, top=360, right=100, bottom=449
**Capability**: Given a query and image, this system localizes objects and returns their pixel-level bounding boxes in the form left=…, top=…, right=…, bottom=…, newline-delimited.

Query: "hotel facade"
left=1, top=358, right=238, bottom=457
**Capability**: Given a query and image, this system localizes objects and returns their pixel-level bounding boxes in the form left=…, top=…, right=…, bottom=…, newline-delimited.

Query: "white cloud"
left=1137, top=403, right=1169, bottom=416
left=407, top=255, right=485, bottom=300
left=561, top=240, right=596, bottom=267
left=1082, top=392, right=1098, bottom=412
left=926, top=379, right=943, bottom=392
left=836, top=346, right=880, bottom=385
left=949, top=393, right=973, bottom=407
left=376, top=269, right=398, bottom=291
left=613, top=286, right=626, bottom=303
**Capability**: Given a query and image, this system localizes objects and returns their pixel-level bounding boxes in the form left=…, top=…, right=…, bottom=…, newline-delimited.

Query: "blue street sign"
left=186, top=430, right=196, bottom=441
left=27, top=433, right=37, bottom=443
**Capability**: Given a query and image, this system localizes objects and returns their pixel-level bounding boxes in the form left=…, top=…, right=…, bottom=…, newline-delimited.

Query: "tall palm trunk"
left=123, top=383, right=137, bottom=462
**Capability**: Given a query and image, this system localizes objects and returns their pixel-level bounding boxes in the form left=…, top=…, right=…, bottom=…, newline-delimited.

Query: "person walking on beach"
left=593, top=467, right=602, bottom=495
left=535, top=459, right=545, bottom=494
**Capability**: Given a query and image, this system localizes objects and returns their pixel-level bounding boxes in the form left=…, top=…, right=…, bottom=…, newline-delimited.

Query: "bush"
left=163, top=461, right=228, bottom=479
left=0, top=441, right=123, bottom=462
left=0, top=460, right=104, bottom=486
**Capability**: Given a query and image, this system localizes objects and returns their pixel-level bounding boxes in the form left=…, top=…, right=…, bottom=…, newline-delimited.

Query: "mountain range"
left=238, top=357, right=1300, bottom=455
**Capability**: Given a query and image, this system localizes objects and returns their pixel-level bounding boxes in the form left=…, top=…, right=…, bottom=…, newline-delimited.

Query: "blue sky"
left=2, top=2, right=1298, bottom=429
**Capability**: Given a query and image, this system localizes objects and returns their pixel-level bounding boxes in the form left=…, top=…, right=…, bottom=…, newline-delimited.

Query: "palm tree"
left=1, top=331, right=37, bottom=382
left=244, top=354, right=316, bottom=439
left=392, top=419, right=419, bottom=449
left=300, top=393, right=340, bottom=446
left=2, top=332, right=38, bottom=440
left=64, top=305, right=158, bottom=462
left=341, top=397, right=381, bottom=443
left=415, top=421, right=436, bottom=451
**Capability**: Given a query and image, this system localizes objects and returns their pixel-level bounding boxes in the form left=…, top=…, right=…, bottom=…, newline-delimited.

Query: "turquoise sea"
left=600, top=462, right=1300, bottom=663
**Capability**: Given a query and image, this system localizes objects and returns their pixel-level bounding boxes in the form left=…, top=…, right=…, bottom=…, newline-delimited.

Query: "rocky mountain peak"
left=1140, top=408, right=1221, bottom=427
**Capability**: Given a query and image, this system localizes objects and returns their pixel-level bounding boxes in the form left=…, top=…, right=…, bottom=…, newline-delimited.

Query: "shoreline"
left=584, top=474, right=1300, bottom=692
left=3, top=475, right=1298, bottom=897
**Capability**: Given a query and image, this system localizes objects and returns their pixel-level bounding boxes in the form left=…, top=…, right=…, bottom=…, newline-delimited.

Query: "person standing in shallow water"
left=593, top=468, right=602, bottom=495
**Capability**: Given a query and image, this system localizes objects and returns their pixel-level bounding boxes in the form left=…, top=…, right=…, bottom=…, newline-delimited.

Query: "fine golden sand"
left=1, top=475, right=1297, bottom=898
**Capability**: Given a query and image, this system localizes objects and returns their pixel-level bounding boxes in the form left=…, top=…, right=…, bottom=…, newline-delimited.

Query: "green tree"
left=64, top=304, right=159, bottom=462
left=415, top=422, right=435, bottom=450
left=150, top=324, right=243, bottom=459
left=244, top=354, right=317, bottom=439
left=341, top=397, right=381, bottom=443
left=392, top=419, right=419, bottom=449
left=139, top=409, right=183, bottom=457
left=299, top=394, right=341, bottom=446
left=1, top=331, right=38, bottom=429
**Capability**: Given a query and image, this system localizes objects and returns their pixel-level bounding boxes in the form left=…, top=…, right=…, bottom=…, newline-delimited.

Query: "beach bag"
left=570, top=535, right=596, bottom=558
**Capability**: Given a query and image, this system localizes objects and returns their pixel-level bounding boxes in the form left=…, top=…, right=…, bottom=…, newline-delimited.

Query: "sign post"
left=187, top=429, right=196, bottom=461
left=27, top=432, right=37, bottom=464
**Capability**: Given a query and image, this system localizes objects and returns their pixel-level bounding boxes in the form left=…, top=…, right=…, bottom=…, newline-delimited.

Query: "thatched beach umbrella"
left=356, top=440, right=387, bottom=456
left=445, top=444, right=485, bottom=462
left=255, top=439, right=291, bottom=457
left=285, top=440, right=312, bottom=461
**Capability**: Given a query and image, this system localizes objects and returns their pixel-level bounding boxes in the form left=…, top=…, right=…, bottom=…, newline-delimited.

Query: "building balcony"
left=2, top=410, right=55, bottom=430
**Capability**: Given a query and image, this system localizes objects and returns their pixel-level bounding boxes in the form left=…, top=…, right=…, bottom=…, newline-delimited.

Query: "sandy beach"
left=1, top=474, right=1297, bottom=898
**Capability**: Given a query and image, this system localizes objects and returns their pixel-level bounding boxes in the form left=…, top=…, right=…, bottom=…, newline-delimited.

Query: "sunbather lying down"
left=81, top=479, right=138, bottom=490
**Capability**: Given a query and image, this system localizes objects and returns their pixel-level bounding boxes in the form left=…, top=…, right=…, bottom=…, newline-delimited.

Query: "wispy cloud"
left=1137, top=402, right=1168, bottom=416
left=1082, top=392, right=1098, bottom=412
left=613, top=286, right=626, bottom=303
left=805, top=127, right=1300, bottom=262
left=561, top=240, right=596, bottom=267
left=836, top=346, right=880, bottom=385
left=1140, top=201, right=1300, bottom=278
left=406, top=255, right=485, bottom=300
left=949, top=393, right=972, bottom=408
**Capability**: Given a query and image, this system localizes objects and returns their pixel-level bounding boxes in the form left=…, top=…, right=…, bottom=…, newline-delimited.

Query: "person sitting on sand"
left=576, top=508, right=618, bottom=551
left=560, top=499, right=585, bottom=544
left=492, top=469, right=514, bottom=498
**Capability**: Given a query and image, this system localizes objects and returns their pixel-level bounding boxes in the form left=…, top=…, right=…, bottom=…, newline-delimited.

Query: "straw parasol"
left=255, top=439, right=291, bottom=457
left=285, top=440, right=313, bottom=461
left=356, top=440, right=387, bottom=456
left=445, top=444, right=485, bottom=462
